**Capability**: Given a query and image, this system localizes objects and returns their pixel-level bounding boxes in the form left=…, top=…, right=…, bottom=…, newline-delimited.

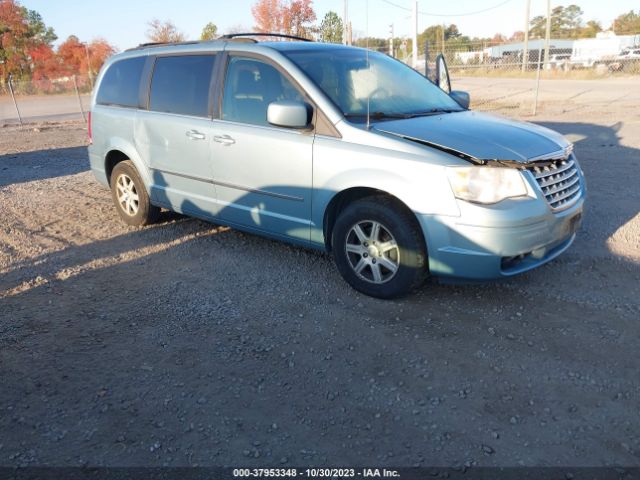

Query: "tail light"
left=87, top=111, right=92, bottom=144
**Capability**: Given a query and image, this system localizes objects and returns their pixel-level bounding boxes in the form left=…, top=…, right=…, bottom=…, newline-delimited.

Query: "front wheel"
left=332, top=196, right=428, bottom=299
left=110, top=160, right=159, bottom=226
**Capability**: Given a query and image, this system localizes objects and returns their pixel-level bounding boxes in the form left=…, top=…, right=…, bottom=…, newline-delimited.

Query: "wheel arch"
left=105, top=150, right=129, bottom=186
left=322, top=187, right=426, bottom=255
left=102, top=142, right=152, bottom=192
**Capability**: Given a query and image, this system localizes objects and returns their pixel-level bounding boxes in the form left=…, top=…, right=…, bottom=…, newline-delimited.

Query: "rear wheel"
left=110, top=160, right=159, bottom=226
left=332, top=196, right=428, bottom=299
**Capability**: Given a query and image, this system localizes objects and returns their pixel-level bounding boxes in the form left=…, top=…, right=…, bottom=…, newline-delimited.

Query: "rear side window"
left=149, top=55, right=216, bottom=117
left=96, top=57, right=146, bottom=108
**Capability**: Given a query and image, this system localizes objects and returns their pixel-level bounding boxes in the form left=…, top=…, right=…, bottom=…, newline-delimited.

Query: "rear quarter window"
left=96, top=56, right=146, bottom=108
left=149, top=55, right=216, bottom=117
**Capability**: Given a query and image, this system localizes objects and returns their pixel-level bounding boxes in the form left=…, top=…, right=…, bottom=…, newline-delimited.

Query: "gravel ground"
left=0, top=105, right=639, bottom=469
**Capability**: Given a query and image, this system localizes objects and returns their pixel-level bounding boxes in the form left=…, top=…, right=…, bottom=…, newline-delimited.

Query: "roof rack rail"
left=126, top=40, right=202, bottom=51
left=220, top=33, right=313, bottom=42
left=125, top=33, right=312, bottom=52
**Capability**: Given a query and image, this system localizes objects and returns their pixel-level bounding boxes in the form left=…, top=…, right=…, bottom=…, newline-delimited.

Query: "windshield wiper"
left=344, top=109, right=461, bottom=120
left=404, top=108, right=461, bottom=118
left=343, top=112, right=411, bottom=120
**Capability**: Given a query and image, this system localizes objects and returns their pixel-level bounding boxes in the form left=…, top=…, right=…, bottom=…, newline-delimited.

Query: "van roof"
left=126, top=32, right=326, bottom=52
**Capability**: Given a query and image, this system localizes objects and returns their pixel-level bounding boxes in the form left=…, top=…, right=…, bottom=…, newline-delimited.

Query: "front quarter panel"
left=311, top=132, right=462, bottom=246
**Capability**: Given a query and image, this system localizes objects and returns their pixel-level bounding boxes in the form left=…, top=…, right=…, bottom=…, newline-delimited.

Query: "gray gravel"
left=0, top=102, right=639, bottom=468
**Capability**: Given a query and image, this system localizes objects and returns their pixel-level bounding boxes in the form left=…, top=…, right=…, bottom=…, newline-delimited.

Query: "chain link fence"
left=0, top=74, right=92, bottom=126
left=435, top=41, right=640, bottom=75
left=405, top=38, right=640, bottom=117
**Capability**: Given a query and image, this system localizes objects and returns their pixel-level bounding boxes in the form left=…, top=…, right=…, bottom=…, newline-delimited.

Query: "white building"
left=484, top=39, right=574, bottom=60
left=571, top=31, right=640, bottom=67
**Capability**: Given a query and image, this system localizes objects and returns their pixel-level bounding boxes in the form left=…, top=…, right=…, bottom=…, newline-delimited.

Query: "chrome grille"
left=527, top=157, right=581, bottom=211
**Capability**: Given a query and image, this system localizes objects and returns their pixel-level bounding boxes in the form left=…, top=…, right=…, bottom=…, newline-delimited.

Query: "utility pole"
left=343, top=0, right=348, bottom=45
left=543, top=0, right=551, bottom=69
left=522, top=0, right=531, bottom=72
left=389, top=24, right=394, bottom=57
left=412, top=1, right=418, bottom=69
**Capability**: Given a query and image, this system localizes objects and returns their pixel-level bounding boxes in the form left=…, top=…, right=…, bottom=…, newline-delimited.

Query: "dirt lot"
left=1, top=99, right=639, bottom=468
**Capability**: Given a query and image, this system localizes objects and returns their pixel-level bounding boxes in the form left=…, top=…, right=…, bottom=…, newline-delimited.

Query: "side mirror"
left=435, top=54, right=451, bottom=94
left=267, top=100, right=311, bottom=129
left=450, top=90, right=470, bottom=109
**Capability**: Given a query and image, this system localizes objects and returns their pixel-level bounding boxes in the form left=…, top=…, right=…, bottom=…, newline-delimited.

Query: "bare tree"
left=225, top=24, right=252, bottom=35
left=146, top=19, right=186, bottom=43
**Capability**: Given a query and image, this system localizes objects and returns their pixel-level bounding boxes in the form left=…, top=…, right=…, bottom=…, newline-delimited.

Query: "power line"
left=380, top=0, right=517, bottom=17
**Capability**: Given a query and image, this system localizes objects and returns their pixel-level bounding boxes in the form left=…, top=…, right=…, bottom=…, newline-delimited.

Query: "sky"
left=22, top=0, right=640, bottom=51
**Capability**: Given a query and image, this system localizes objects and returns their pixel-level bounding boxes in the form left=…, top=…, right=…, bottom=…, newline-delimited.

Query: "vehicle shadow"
left=0, top=214, right=220, bottom=297
left=0, top=146, right=88, bottom=187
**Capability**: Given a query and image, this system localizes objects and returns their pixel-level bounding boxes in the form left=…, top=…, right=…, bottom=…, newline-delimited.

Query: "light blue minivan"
left=88, top=34, right=585, bottom=298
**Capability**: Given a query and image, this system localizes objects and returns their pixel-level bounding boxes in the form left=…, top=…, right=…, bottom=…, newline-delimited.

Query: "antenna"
left=366, top=0, right=371, bottom=130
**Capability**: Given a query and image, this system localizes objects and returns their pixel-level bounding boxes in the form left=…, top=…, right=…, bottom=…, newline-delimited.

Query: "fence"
left=402, top=39, right=640, bottom=117
left=0, top=74, right=92, bottom=126
left=436, top=42, right=640, bottom=75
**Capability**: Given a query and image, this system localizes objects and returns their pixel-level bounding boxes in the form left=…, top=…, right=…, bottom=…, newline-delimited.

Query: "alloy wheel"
left=115, top=174, right=140, bottom=216
left=345, top=220, right=400, bottom=284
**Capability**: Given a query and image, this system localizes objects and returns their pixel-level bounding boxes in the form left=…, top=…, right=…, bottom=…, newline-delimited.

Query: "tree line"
left=147, top=2, right=640, bottom=60
left=0, top=0, right=115, bottom=85
left=2, top=0, right=639, bottom=86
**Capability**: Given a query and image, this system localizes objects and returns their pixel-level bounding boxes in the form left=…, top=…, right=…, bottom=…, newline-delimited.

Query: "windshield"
left=282, top=47, right=464, bottom=121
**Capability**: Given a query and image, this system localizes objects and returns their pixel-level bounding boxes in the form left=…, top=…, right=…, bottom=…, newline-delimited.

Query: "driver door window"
left=222, top=56, right=303, bottom=127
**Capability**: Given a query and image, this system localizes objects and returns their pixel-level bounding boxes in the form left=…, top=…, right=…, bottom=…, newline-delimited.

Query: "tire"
left=110, top=160, right=159, bottom=226
left=331, top=195, right=428, bottom=299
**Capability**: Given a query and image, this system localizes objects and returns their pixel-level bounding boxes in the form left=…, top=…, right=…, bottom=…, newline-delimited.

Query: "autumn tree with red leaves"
left=1, top=0, right=116, bottom=86
left=251, top=0, right=282, bottom=33
left=251, top=0, right=316, bottom=38
left=0, top=0, right=56, bottom=80
left=55, top=35, right=115, bottom=81
left=28, top=43, right=60, bottom=80
left=283, top=0, right=316, bottom=37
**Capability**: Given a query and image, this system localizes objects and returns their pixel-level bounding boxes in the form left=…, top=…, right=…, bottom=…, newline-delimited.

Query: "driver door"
left=210, top=54, right=314, bottom=243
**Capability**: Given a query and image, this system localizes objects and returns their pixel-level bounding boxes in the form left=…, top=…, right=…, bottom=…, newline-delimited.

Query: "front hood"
left=375, top=110, right=570, bottom=164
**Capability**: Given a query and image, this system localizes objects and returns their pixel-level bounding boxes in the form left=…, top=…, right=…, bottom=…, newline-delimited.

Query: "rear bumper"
left=88, top=147, right=109, bottom=187
left=417, top=195, right=584, bottom=281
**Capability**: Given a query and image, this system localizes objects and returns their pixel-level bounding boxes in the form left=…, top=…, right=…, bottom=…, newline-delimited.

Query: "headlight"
left=446, top=166, right=528, bottom=204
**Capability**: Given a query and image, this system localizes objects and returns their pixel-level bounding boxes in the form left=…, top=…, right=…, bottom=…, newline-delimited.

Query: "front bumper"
left=417, top=193, right=585, bottom=281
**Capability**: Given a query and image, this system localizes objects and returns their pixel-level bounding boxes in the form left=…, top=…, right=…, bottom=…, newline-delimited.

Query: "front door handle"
left=213, top=134, right=236, bottom=146
left=186, top=130, right=206, bottom=140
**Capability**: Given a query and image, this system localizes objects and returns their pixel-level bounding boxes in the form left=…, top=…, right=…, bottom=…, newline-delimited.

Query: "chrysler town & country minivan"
left=88, top=33, right=585, bottom=298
